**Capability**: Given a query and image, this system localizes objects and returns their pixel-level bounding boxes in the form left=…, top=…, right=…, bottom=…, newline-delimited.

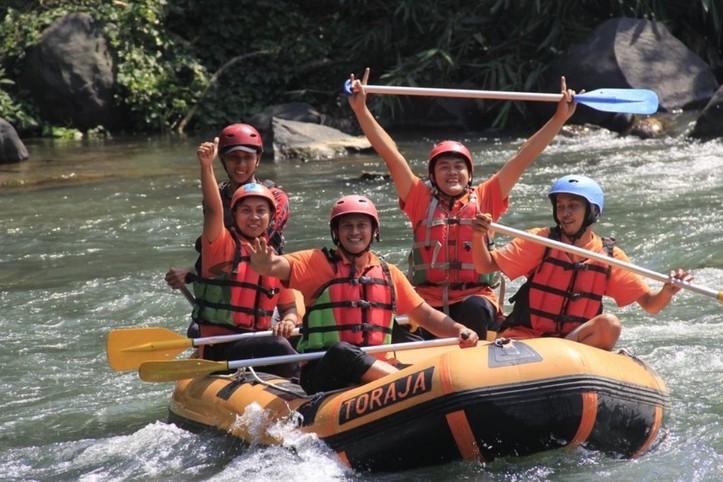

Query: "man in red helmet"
left=347, top=68, right=577, bottom=339
left=165, top=123, right=290, bottom=294
left=249, top=194, right=478, bottom=394
left=185, top=138, right=300, bottom=377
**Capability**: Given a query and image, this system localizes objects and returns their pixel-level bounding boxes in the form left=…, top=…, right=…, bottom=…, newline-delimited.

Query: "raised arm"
left=635, top=269, right=694, bottom=314
left=496, top=77, right=577, bottom=198
left=347, top=68, right=417, bottom=201
left=199, top=138, right=224, bottom=243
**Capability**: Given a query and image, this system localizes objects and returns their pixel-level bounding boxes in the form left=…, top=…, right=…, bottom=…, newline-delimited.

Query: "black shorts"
left=300, top=341, right=376, bottom=394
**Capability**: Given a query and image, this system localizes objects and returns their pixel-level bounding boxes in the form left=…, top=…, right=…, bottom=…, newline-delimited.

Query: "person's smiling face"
left=336, top=213, right=373, bottom=254
left=431, top=156, right=470, bottom=196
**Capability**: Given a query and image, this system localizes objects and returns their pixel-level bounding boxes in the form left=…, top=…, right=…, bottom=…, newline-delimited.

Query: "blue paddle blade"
left=574, top=89, right=659, bottom=115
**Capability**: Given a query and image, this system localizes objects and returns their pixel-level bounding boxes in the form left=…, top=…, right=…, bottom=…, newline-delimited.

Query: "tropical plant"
left=0, top=0, right=720, bottom=133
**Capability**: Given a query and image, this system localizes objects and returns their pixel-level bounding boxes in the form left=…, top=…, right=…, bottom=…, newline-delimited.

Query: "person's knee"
left=599, top=313, right=622, bottom=345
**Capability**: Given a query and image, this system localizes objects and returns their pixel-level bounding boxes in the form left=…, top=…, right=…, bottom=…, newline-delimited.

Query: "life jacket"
left=296, top=248, right=396, bottom=353
left=190, top=235, right=280, bottom=331
left=408, top=190, right=499, bottom=296
left=502, top=227, right=615, bottom=337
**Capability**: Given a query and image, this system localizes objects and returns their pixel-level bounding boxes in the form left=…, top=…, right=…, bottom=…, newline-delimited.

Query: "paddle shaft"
left=491, top=222, right=722, bottom=302
left=180, top=285, right=195, bottom=305
left=138, top=336, right=462, bottom=382
left=363, top=84, right=570, bottom=102
left=229, top=336, right=458, bottom=369
left=350, top=83, right=659, bottom=114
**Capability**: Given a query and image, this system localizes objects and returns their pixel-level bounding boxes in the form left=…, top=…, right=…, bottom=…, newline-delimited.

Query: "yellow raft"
left=168, top=337, right=669, bottom=471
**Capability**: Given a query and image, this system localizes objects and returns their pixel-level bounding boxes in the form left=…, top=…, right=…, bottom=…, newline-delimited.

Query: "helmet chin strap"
left=432, top=183, right=469, bottom=209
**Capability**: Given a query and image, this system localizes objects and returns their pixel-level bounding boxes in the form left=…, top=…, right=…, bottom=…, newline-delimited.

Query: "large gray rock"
left=690, top=85, right=723, bottom=140
left=0, top=118, right=29, bottom=164
left=271, top=117, right=371, bottom=161
left=540, top=18, right=719, bottom=130
left=19, top=13, right=127, bottom=131
left=247, top=102, right=325, bottom=154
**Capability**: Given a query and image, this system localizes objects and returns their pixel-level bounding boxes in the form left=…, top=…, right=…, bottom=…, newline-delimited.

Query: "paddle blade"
left=106, top=327, right=192, bottom=371
left=574, top=89, right=659, bottom=114
left=139, top=359, right=228, bottom=382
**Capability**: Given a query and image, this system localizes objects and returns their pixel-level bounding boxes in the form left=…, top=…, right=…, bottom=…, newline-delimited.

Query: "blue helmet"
left=548, top=174, right=604, bottom=226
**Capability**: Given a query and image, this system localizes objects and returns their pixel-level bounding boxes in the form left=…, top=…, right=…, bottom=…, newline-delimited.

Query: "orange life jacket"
left=503, top=227, right=614, bottom=337
left=408, top=191, right=498, bottom=295
left=296, top=248, right=396, bottom=353
left=191, top=236, right=281, bottom=332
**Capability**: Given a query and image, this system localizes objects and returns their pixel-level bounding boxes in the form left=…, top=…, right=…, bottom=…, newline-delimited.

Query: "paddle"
left=343, top=81, right=659, bottom=115
left=491, top=222, right=722, bottom=303
left=138, top=336, right=462, bottom=382
left=106, top=326, right=301, bottom=371
left=180, top=285, right=196, bottom=305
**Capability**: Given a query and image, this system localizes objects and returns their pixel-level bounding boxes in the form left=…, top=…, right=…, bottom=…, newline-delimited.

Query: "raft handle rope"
left=238, top=367, right=316, bottom=399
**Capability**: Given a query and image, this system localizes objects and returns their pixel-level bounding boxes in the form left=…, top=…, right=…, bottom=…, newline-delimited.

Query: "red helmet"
left=231, top=182, right=276, bottom=215
left=329, top=195, right=380, bottom=245
left=218, top=123, right=263, bottom=156
left=428, top=140, right=473, bottom=186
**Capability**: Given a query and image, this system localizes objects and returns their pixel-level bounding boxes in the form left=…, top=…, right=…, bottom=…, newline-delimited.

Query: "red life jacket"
left=191, top=236, right=281, bottom=332
left=503, top=227, right=614, bottom=337
left=409, top=190, right=498, bottom=288
left=296, top=248, right=396, bottom=353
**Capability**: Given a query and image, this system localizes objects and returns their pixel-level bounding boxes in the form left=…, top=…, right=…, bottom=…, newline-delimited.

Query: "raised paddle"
left=106, top=326, right=300, bottom=371
left=343, top=81, right=659, bottom=115
left=490, top=222, right=723, bottom=303
left=138, top=336, right=463, bottom=382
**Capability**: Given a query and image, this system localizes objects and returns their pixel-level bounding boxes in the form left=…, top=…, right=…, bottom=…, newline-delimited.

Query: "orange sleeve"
left=277, top=286, right=296, bottom=305
left=491, top=227, right=549, bottom=280
left=284, top=249, right=335, bottom=304
left=400, top=177, right=431, bottom=224
left=200, top=228, right=237, bottom=277
left=605, top=247, right=651, bottom=306
left=475, top=174, right=509, bottom=221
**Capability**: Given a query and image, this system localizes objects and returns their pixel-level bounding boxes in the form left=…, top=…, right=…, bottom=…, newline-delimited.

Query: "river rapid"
left=1, top=127, right=721, bottom=481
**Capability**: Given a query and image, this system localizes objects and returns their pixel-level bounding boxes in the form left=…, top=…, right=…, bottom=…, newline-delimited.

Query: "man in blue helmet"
left=470, top=174, right=692, bottom=350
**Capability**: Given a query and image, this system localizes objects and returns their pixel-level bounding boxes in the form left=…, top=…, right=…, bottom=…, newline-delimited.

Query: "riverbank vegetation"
left=0, top=0, right=720, bottom=134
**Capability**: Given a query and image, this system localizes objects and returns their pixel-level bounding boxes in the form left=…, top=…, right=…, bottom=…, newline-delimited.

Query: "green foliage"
left=342, top=0, right=723, bottom=127
left=0, top=0, right=720, bottom=134
left=0, top=0, right=209, bottom=133
left=0, top=68, right=37, bottom=129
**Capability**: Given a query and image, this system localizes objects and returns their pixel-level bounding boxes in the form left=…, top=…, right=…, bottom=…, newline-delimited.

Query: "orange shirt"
left=202, top=229, right=296, bottom=305
left=283, top=248, right=425, bottom=315
left=400, top=174, right=509, bottom=308
left=491, top=227, right=651, bottom=307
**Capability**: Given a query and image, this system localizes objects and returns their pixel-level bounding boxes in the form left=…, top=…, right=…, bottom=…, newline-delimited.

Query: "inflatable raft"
left=167, top=337, right=669, bottom=471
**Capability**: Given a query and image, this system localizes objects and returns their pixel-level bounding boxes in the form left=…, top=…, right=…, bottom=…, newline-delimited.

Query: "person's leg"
left=446, top=295, right=495, bottom=338
left=204, top=336, right=300, bottom=378
left=565, top=313, right=621, bottom=351
left=300, top=342, right=397, bottom=394
left=391, top=319, right=425, bottom=343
